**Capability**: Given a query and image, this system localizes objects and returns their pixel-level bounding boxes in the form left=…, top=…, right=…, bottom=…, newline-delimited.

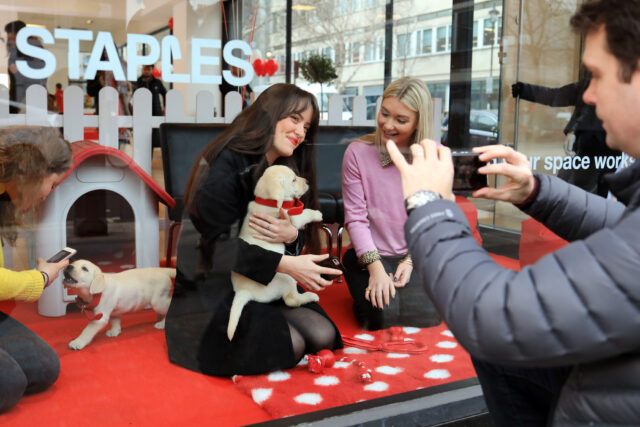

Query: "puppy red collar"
left=254, top=197, right=304, bottom=216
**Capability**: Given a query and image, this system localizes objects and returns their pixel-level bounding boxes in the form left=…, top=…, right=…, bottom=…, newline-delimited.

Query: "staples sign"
left=15, top=27, right=253, bottom=86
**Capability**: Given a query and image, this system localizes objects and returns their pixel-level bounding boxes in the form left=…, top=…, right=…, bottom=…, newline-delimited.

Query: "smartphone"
left=317, top=256, right=346, bottom=281
left=47, top=247, right=77, bottom=263
left=452, top=152, right=487, bottom=193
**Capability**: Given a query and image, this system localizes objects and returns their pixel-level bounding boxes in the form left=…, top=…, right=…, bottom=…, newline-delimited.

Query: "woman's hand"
left=277, top=254, right=342, bottom=292
left=393, top=262, right=412, bottom=288
left=471, top=145, right=535, bottom=205
left=365, top=261, right=395, bottom=309
left=36, top=257, right=70, bottom=288
left=249, top=208, right=298, bottom=244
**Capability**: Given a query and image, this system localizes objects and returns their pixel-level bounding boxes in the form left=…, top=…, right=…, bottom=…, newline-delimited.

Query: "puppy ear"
left=89, top=273, right=106, bottom=294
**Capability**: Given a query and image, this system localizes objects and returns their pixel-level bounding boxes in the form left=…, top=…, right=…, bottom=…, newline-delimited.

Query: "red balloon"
left=168, top=17, right=174, bottom=30
left=152, top=67, right=162, bottom=78
left=265, top=59, right=278, bottom=76
left=252, top=59, right=265, bottom=77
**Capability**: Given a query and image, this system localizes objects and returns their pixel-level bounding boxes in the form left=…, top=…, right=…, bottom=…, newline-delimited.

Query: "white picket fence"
left=0, top=84, right=442, bottom=175
left=0, top=85, right=395, bottom=175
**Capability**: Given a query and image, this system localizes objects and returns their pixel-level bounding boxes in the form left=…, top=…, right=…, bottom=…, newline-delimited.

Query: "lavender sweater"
left=342, top=140, right=409, bottom=258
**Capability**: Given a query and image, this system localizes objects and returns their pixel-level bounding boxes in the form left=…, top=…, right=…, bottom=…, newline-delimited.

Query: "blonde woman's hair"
left=362, top=76, right=433, bottom=155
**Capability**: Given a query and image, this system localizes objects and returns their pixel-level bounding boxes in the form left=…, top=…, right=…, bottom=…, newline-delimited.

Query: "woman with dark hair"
left=165, top=83, right=343, bottom=376
left=0, top=126, right=73, bottom=413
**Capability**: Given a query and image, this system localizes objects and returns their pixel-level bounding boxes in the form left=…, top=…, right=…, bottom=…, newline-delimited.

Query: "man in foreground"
left=388, top=0, right=640, bottom=425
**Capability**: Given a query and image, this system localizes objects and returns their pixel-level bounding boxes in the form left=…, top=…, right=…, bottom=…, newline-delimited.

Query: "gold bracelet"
left=358, top=250, right=381, bottom=267
left=400, top=254, right=412, bottom=266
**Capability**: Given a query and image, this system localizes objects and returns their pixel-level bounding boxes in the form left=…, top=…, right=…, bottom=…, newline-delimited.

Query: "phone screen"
left=47, top=249, right=74, bottom=263
left=452, top=152, right=487, bottom=192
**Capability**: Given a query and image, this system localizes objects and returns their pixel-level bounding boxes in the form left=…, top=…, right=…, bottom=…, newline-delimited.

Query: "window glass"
left=0, top=0, right=608, bottom=424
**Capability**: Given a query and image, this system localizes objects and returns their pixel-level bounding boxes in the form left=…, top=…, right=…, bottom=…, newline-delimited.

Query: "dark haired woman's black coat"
left=165, top=148, right=342, bottom=376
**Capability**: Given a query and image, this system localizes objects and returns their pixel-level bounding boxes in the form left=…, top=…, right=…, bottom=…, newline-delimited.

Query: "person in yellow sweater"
left=0, top=126, right=73, bottom=413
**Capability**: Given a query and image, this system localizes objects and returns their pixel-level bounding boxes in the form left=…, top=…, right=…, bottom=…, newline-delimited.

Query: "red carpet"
left=0, top=249, right=519, bottom=426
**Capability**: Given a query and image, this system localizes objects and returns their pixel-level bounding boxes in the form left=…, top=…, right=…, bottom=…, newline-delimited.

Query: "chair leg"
left=165, top=222, right=182, bottom=268
left=321, top=224, right=333, bottom=256
left=336, top=225, right=344, bottom=282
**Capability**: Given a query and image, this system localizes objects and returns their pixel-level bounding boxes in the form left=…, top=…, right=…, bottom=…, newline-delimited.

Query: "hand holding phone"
left=316, top=256, right=346, bottom=281
left=452, top=152, right=488, bottom=193
left=46, top=247, right=77, bottom=263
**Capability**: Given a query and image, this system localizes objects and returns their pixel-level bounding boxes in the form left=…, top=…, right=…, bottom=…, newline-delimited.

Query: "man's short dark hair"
left=4, top=20, right=26, bottom=34
left=571, top=0, right=640, bottom=82
left=56, top=83, right=62, bottom=89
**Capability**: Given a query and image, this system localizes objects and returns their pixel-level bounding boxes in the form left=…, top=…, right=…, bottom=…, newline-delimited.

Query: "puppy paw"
left=154, top=319, right=165, bottom=330
left=105, top=328, right=121, bottom=337
left=69, top=338, right=87, bottom=350
left=309, top=210, right=323, bottom=222
left=304, top=292, right=320, bottom=303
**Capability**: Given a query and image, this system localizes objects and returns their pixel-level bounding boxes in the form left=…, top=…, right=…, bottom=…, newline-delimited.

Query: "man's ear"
left=89, top=273, right=105, bottom=294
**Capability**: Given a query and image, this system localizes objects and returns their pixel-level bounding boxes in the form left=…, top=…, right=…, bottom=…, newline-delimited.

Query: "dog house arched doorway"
left=67, top=189, right=136, bottom=273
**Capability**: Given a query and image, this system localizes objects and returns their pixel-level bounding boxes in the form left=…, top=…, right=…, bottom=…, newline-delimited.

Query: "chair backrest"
left=159, top=123, right=228, bottom=220
left=313, top=126, right=375, bottom=195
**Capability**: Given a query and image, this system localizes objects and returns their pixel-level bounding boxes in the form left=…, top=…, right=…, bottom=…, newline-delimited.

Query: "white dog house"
left=37, top=141, right=174, bottom=317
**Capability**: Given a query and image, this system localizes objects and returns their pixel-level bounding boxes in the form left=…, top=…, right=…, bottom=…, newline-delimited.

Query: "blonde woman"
left=342, top=77, right=441, bottom=330
left=0, top=127, right=73, bottom=413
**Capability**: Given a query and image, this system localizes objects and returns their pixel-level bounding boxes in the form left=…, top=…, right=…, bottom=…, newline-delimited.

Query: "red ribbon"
left=341, top=327, right=429, bottom=354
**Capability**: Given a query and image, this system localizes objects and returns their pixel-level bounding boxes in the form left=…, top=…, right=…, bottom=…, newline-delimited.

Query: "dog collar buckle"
left=75, top=296, right=102, bottom=321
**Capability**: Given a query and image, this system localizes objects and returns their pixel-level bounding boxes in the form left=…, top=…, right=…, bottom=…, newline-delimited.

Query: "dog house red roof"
left=60, top=140, right=175, bottom=208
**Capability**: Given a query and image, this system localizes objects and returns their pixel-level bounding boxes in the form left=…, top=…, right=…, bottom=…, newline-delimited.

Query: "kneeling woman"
left=165, top=84, right=343, bottom=375
left=342, top=77, right=441, bottom=330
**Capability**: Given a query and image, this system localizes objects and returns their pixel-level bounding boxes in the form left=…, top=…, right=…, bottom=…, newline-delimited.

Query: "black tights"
left=279, top=306, right=336, bottom=362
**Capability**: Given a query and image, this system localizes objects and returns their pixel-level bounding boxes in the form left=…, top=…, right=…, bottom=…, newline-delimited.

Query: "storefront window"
left=0, top=0, right=612, bottom=424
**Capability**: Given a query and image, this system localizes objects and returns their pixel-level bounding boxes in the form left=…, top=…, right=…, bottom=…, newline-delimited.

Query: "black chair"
left=159, top=123, right=228, bottom=266
left=314, top=126, right=374, bottom=259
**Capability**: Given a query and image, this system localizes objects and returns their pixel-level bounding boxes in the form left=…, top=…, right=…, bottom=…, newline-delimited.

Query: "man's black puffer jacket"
left=405, top=159, right=640, bottom=425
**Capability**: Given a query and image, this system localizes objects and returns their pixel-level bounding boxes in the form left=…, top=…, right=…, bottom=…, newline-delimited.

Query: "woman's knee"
left=24, top=345, right=60, bottom=394
left=0, top=351, right=27, bottom=413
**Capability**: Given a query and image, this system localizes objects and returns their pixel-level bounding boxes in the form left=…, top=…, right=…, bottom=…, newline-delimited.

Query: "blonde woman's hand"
left=365, top=261, right=395, bottom=309
left=250, top=208, right=298, bottom=244
left=392, top=262, right=412, bottom=288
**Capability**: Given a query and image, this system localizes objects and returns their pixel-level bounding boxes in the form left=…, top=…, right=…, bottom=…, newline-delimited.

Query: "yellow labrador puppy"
left=228, top=165, right=323, bottom=340
left=63, top=260, right=175, bottom=350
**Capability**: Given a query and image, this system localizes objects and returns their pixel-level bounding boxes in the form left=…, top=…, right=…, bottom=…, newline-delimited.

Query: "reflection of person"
left=0, top=127, right=73, bottom=413
left=135, top=65, right=166, bottom=116
left=4, top=21, right=47, bottom=113
left=219, top=65, right=253, bottom=115
left=165, top=83, right=343, bottom=376
left=388, top=1, right=640, bottom=425
left=54, top=83, right=63, bottom=113
left=341, top=77, right=441, bottom=330
left=86, top=50, right=132, bottom=117
left=512, top=74, right=620, bottom=196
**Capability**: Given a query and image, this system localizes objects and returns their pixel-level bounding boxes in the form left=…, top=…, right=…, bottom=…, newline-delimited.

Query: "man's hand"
left=471, top=145, right=536, bottom=204
left=386, top=139, right=455, bottom=200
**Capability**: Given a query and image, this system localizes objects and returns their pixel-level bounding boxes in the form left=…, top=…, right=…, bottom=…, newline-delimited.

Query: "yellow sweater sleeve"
left=0, top=268, right=45, bottom=303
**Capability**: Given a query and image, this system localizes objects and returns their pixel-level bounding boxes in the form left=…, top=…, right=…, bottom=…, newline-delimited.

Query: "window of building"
left=436, top=25, right=448, bottom=52
left=397, top=33, right=409, bottom=57
left=420, top=28, right=433, bottom=54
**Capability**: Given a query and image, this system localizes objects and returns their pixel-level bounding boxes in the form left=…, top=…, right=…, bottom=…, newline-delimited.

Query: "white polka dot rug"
left=232, top=323, right=475, bottom=418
